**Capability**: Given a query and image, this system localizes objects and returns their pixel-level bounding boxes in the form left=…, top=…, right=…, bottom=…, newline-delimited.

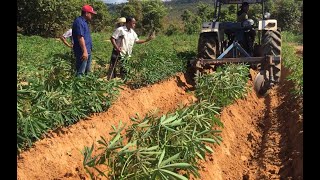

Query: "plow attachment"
left=190, top=55, right=281, bottom=96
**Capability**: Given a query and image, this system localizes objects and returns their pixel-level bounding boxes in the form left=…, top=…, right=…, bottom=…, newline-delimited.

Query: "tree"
left=274, top=0, right=302, bottom=32
left=118, top=0, right=167, bottom=35
left=181, top=10, right=193, bottom=22
left=141, top=0, right=168, bottom=34
left=17, top=0, right=112, bottom=37
left=181, top=10, right=201, bottom=34
left=196, top=2, right=214, bottom=22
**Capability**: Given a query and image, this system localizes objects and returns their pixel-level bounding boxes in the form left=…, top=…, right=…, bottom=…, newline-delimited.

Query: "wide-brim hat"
left=116, top=17, right=126, bottom=24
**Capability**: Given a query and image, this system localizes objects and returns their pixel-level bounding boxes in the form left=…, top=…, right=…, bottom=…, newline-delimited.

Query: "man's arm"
left=110, top=37, right=122, bottom=52
left=60, top=36, right=72, bottom=48
left=135, top=38, right=150, bottom=44
left=136, top=32, right=155, bottom=44
left=78, top=35, right=88, bottom=61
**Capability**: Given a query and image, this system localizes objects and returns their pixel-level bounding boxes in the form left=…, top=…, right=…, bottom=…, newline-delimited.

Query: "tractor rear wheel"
left=262, top=30, right=281, bottom=83
left=254, top=30, right=281, bottom=95
left=196, top=33, right=218, bottom=75
left=197, top=33, right=217, bottom=59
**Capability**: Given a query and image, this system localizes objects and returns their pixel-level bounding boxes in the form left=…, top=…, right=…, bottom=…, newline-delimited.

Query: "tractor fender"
left=200, top=22, right=223, bottom=45
left=258, top=19, right=277, bottom=31
left=201, top=22, right=219, bottom=33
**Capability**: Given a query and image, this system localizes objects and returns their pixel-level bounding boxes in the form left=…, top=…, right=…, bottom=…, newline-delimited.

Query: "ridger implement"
left=191, top=0, right=281, bottom=95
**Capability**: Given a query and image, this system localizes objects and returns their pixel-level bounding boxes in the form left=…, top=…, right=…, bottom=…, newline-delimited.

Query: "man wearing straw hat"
left=115, top=17, right=126, bottom=29
left=106, top=16, right=155, bottom=80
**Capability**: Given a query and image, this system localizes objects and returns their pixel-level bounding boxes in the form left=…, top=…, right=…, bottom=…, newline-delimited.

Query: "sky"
left=102, top=0, right=171, bottom=4
left=103, top=0, right=127, bottom=4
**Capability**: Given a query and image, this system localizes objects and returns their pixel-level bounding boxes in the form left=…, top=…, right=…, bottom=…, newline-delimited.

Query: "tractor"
left=192, top=0, right=281, bottom=95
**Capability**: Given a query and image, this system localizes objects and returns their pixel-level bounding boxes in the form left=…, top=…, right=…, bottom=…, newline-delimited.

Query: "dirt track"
left=17, top=50, right=303, bottom=180
left=198, top=68, right=303, bottom=180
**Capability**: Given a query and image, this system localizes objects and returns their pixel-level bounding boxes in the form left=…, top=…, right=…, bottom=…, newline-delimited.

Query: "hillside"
left=106, top=0, right=216, bottom=21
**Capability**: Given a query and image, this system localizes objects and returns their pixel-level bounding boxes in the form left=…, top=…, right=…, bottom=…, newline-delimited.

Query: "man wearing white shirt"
left=106, top=16, right=155, bottom=80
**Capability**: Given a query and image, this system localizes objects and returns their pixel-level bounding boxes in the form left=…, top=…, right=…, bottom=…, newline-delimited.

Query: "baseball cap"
left=82, top=5, right=97, bottom=14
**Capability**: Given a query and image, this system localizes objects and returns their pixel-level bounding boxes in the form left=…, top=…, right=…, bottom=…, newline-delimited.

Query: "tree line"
left=17, top=0, right=302, bottom=37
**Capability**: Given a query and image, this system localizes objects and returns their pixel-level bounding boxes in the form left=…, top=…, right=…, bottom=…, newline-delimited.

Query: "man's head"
left=241, top=2, right=249, bottom=13
left=81, top=5, right=97, bottom=21
left=116, top=17, right=126, bottom=27
left=126, top=17, right=136, bottom=30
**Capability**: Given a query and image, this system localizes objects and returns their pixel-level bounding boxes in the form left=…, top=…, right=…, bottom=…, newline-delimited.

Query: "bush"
left=274, top=0, right=302, bottom=32
left=165, top=24, right=179, bottom=36
left=117, top=0, right=168, bottom=35
left=17, top=0, right=112, bottom=37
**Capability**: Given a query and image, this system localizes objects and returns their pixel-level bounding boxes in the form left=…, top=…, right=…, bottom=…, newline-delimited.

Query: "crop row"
left=17, top=33, right=198, bottom=152
left=82, top=64, right=250, bottom=179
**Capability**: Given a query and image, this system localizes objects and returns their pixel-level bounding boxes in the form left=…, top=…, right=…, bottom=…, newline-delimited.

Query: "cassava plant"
left=83, top=100, right=223, bottom=179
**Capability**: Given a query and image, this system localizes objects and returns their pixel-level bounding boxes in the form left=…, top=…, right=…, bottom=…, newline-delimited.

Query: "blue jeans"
left=75, top=53, right=92, bottom=77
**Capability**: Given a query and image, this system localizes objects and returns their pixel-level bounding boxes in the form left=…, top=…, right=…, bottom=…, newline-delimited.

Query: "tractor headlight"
left=264, top=12, right=271, bottom=19
left=243, top=19, right=254, bottom=27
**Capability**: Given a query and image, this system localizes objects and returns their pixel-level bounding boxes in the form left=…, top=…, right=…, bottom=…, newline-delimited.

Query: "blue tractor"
left=193, top=0, right=281, bottom=95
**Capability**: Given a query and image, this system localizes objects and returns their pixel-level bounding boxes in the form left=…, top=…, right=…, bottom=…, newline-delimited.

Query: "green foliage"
left=119, top=2, right=142, bottom=21
left=165, top=24, right=180, bottom=36
left=281, top=31, right=303, bottom=45
left=281, top=31, right=303, bottom=98
left=83, top=100, right=223, bottom=179
left=219, top=8, right=236, bottom=22
left=181, top=9, right=193, bottom=22
left=264, top=0, right=276, bottom=14
left=181, top=10, right=202, bottom=34
left=247, top=3, right=263, bottom=23
left=196, top=2, right=215, bottom=22
left=273, top=0, right=302, bottom=32
left=228, top=4, right=237, bottom=14
left=17, top=0, right=112, bottom=37
left=186, top=16, right=202, bottom=34
left=123, top=34, right=198, bottom=87
left=90, top=1, right=113, bottom=32
left=17, top=34, right=123, bottom=152
left=117, top=0, right=168, bottom=35
left=141, top=0, right=168, bottom=33
left=195, top=64, right=250, bottom=107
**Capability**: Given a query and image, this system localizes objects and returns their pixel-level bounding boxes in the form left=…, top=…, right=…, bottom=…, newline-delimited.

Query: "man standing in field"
left=72, top=4, right=97, bottom=77
left=106, top=16, right=155, bottom=80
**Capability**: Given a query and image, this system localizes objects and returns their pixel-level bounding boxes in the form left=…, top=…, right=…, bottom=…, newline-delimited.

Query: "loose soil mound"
left=198, top=69, right=302, bottom=180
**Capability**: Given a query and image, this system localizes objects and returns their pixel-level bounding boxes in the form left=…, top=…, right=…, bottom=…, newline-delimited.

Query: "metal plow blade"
left=253, top=70, right=270, bottom=96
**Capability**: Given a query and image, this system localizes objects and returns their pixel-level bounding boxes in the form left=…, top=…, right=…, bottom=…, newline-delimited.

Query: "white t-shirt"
left=63, top=29, right=73, bottom=43
left=112, top=26, right=139, bottom=57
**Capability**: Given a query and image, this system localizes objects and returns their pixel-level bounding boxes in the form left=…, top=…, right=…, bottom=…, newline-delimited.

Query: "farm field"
left=17, top=32, right=302, bottom=180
